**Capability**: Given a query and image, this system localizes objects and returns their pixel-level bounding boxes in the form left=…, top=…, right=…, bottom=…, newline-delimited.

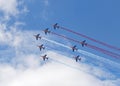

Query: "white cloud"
left=0, top=23, right=20, bottom=47
left=0, top=0, right=18, bottom=16
left=0, top=1, right=119, bottom=85
left=0, top=0, right=28, bottom=21
left=40, top=0, right=51, bottom=21
left=0, top=24, right=12, bottom=45
left=20, top=6, right=29, bottom=14
left=0, top=51, right=119, bottom=86
left=0, top=16, right=119, bottom=86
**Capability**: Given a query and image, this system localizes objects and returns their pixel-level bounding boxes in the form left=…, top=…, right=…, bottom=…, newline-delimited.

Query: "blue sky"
left=21, top=0, right=120, bottom=55
left=0, top=0, right=120, bottom=86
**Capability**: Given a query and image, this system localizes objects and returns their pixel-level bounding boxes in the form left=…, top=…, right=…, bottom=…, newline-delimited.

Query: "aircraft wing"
left=39, top=47, right=42, bottom=51
left=82, top=44, right=84, bottom=47
left=72, top=49, right=75, bottom=52
left=43, top=57, right=45, bottom=61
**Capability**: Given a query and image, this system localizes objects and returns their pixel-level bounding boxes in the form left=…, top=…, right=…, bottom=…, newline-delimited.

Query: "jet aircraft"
left=71, top=45, right=78, bottom=52
left=37, top=44, right=45, bottom=51
left=43, top=28, right=51, bottom=35
left=41, top=54, right=48, bottom=61
left=53, top=23, right=59, bottom=29
left=74, top=55, right=81, bottom=62
left=81, top=40, right=87, bottom=47
left=34, top=34, right=41, bottom=40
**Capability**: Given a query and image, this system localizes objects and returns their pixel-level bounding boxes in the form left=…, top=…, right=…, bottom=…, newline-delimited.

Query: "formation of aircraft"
left=37, top=44, right=45, bottom=51
left=74, top=55, right=81, bottom=62
left=34, top=34, right=41, bottom=40
left=33, top=23, right=86, bottom=62
left=53, top=23, right=59, bottom=29
left=41, top=54, right=48, bottom=61
left=43, top=28, right=51, bottom=35
left=71, top=45, right=78, bottom=52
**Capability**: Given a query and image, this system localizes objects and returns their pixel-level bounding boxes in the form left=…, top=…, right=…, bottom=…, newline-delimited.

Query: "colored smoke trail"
left=87, top=44, right=120, bottom=59
left=50, top=32, right=120, bottom=59
left=57, top=26, right=120, bottom=51
left=42, top=37, right=120, bottom=70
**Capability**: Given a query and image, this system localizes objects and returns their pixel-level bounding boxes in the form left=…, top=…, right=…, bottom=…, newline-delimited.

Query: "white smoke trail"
left=42, top=37, right=120, bottom=69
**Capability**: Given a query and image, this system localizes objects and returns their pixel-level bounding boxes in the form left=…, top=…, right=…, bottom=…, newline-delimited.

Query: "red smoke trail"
left=51, top=32, right=80, bottom=43
left=51, top=32, right=120, bottom=59
left=87, top=44, right=120, bottom=59
left=58, top=26, right=120, bottom=51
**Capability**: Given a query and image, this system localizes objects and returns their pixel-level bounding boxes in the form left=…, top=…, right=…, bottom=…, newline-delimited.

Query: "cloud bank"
left=0, top=0, right=120, bottom=86
left=0, top=26, right=120, bottom=86
left=0, top=51, right=120, bottom=86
